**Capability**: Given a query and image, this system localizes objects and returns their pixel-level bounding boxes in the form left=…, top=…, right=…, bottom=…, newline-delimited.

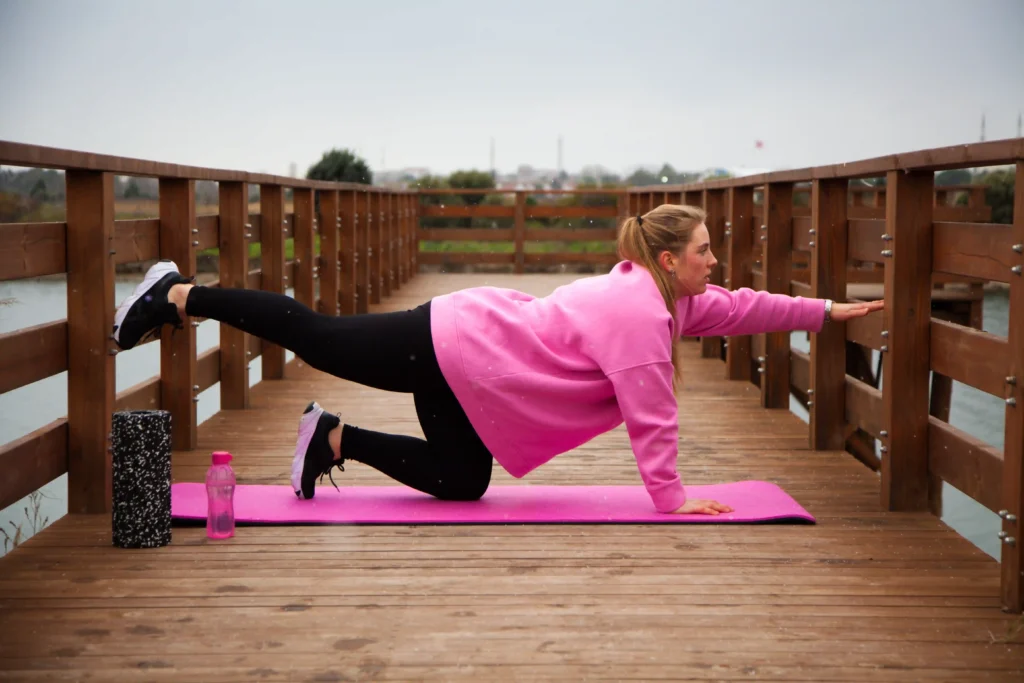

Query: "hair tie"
left=636, top=214, right=643, bottom=227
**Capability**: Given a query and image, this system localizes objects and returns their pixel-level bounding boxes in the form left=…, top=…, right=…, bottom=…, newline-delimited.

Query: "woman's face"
left=662, top=223, right=717, bottom=297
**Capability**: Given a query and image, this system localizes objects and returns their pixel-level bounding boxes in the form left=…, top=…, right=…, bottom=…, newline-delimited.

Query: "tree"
left=973, top=168, right=1015, bottom=224
left=29, top=179, right=49, bottom=202
left=447, top=170, right=495, bottom=207
left=306, top=148, right=373, bottom=184
left=935, top=169, right=972, bottom=186
left=125, top=179, right=141, bottom=199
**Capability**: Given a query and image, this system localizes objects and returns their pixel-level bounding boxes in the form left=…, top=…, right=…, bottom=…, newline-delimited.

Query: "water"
left=0, top=278, right=1011, bottom=559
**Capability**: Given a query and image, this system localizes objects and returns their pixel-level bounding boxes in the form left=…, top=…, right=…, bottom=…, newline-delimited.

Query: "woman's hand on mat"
left=673, top=499, right=733, bottom=515
left=829, top=300, right=884, bottom=321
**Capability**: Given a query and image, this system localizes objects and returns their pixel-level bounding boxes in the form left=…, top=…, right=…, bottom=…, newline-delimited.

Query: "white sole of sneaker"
left=113, top=259, right=180, bottom=346
left=291, top=402, right=323, bottom=498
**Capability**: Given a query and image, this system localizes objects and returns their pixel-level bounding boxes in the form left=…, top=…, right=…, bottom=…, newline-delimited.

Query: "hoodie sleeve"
left=679, top=285, right=826, bottom=338
left=606, top=361, right=687, bottom=513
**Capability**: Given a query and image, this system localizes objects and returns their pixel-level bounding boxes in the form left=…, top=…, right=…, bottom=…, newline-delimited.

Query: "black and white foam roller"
left=111, top=410, right=172, bottom=549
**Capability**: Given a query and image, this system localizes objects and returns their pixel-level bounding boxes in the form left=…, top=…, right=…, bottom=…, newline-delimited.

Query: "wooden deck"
left=1, top=273, right=1022, bottom=681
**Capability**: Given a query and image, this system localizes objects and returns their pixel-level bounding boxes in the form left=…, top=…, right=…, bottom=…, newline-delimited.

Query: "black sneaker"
left=291, top=401, right=344, bottom=500
left=112, top=260, right=192, bottom=350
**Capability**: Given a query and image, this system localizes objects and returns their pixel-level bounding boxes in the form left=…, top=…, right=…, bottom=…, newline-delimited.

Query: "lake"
left=0, top=276, right=1010, bottom=560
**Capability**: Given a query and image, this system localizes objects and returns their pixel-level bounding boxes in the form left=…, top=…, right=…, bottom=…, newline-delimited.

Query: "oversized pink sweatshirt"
left=429, top=260, right=826, bottom=513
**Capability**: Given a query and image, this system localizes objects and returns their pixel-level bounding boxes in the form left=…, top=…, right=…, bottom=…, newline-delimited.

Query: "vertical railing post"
left=725, top=185, right=754, bottom=381
left=809, top=178, right=848, bottom=450
left=514, top=191, right=526, bottom=274
left=293, top=187, right=316, bottom=311
left=880, top=169, right=933, bottom=510
left=218, top=181, right=249, bottom=409
left=412, top=192, right=420, bottom=279
left=158, top=178, right=198, bottom=449
left=337, top=189, right=356, bottom=315
left=356, top=191, right=370, bottom=314
left=368, top=191, right=381, bottom=304
left=319, top=189, right=340, bottom=316
left=259, top=183, right=286, bottom=378
left=702, top=188, right=726, bottom=359
left=761, top=182, right=794, bottom=409
left=381, top=192, right=392, bottom=297
left=396, top=193, right=406, bottom=287
left=65, top=170, right=115, bottom=513
left=1001, top=160, right=1024, bottom=613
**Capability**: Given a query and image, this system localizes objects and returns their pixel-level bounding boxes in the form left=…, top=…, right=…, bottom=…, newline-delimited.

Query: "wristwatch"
left=824, top=299, right=833, bottom=322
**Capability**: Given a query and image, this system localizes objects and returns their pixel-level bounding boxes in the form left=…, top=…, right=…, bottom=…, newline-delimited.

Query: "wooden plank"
left=369, top=192, right=382, bottom=305
left=0, top=321, right=67, bottom=394
left=523, top=252, right=619, bottom=265
left=846, top=310, right=884, bottom=350
left=382, top=192, right=393, bottom=298
left=0, top=419, right=67, bottom=512
left=259, top=184, right=286, bottom=379
left=524, top=205, right=620, bottom=219
left=418, top=252, right=517, bottom=265
left=0, top=139, right=375, bottom=190
left=291, top=188, right=315, bottom=311
left=355, top=191, right=369, bottom=314
left=847, top=219, right=886, bottom=264
left=791, top=215, right=812, bottom=252
left=65, top=170, right=115, bottom=514
left=195, top=347, right=219, bottom=393
left=933, top=221, right=1015, bottom=284
left=929, top=417, right=1003, bottom=515
left=1002, top=160, right=1024, bottom=613
left=846, top=376, right=884, bottom=440
left=195, top=215, right=218, bottom=252
left=158, top=178, right=197, bottom=450
left=114, top=376, right=160, bottom=413
left=422, top=228, right=514, bottom=241
left=419, top=204, right=514, bottom=218
left=790, top=349, right=810, bottom=394
left=881, top=169, right=934, bottom=511
left=761, top=182, right=793, bottom=409
left=930, top=318, right=1009, bottom=398
left=809, top=178, right=848, bottom=450
left=0, top=221, right=65, bottom=280
left=111, top=219, right=159, bottom=265
left=525, top=228, right=618, bottom=242
left=701, top=189, right=726, bottom=359
left=247, top=213, right=262, bottom=243
left=319, top=190, right=341, bottom=316
left=217, top=181, right=249, bottom=410
left=514, top=192, right=526, bottom=274
left=725, top=186, right=753, bottom=381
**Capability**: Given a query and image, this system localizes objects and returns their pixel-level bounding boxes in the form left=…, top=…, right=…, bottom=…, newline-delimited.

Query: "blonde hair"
left=617, top=203, right=708, bottom=392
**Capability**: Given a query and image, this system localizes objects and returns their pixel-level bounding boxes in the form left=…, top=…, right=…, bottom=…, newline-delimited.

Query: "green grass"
left=199, top=236, right=318, bottom=261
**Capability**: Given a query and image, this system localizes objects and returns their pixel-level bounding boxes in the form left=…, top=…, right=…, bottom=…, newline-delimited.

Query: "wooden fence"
left=0, top=140, right=416, bottom=517
left=628, top=139, right=1023, bottom=611
left=1, top=137, right=1022, bottom=611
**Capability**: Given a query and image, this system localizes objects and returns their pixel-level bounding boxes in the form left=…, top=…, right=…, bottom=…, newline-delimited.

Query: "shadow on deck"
left=1, top=273, right=1022, bottom=681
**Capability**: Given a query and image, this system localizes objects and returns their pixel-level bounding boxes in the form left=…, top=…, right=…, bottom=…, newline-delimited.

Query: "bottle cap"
left=211, top=451, right=233, bottom=465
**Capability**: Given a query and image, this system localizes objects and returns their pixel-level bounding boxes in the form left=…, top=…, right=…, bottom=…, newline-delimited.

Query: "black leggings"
left=185, top=287, right=493, bottom=500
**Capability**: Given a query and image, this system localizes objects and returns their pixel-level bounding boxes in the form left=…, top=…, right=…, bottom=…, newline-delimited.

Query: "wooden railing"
left=2, top=138, right=1022, bottom=612
left=630, top=138, right=1023, bottom=612
left=417, top=188, right=626, bottom=273
left=0, top=140, right=416, bottom=516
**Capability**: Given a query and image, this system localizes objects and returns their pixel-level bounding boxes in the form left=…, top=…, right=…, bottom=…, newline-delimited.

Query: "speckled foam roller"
left=111, top=410, right=172, bottom=548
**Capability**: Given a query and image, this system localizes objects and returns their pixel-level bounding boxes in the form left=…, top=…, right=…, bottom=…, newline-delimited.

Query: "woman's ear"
left=657, top=250, right=675, bottom=273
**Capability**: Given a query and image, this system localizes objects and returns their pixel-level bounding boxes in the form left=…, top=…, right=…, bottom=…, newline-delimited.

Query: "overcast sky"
left=1, top=0, right=1022, bottom=177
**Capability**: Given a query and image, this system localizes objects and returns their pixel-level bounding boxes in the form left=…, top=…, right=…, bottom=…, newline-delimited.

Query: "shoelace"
left=319, top=461, right=345, bottom=492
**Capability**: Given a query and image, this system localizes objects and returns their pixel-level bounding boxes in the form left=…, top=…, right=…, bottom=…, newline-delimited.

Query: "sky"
left=1, top=0, right=1022, bottom=178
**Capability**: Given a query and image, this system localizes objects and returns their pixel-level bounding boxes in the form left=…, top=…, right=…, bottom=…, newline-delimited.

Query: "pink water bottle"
left=206, top=451, right=236, bottom=539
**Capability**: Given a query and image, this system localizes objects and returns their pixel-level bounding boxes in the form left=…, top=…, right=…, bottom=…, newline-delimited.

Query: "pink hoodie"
left=429, top=260, right=825, bottom=513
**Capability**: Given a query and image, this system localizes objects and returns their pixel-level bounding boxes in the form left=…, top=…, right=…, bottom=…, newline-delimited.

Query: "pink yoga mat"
left=171, top=480, right=814, bottom=525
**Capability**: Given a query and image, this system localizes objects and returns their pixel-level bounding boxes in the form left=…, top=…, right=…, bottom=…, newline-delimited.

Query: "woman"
left=113, top=204, right=882, bottom=515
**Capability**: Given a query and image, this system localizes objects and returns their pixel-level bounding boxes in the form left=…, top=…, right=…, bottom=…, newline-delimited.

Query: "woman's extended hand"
left=672, top=499, right=734, bottom=515
left=830, top=300, right=884, bottom=321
